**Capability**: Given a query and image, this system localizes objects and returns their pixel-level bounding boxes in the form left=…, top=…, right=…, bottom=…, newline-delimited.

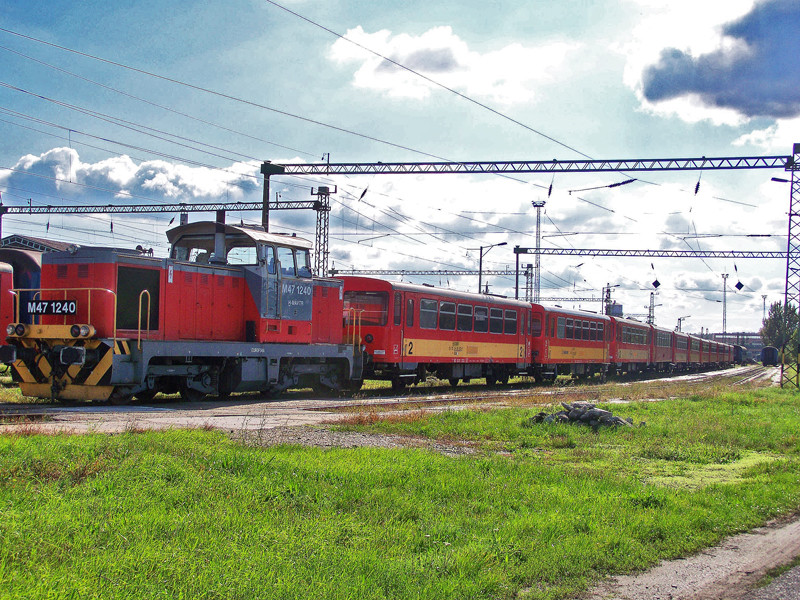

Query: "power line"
left=0, top=27, right=455, bottom=161
left=263, top=0, right=592, bottom=160
left=0, top=43, right=317, bottom=158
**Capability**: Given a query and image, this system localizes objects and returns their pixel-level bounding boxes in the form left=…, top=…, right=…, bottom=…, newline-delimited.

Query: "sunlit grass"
left=2, top=386, right=800, bottom=599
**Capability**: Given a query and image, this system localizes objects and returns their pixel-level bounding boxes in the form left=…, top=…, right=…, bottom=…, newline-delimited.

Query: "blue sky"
left=1, top=0, right=798, bottom=333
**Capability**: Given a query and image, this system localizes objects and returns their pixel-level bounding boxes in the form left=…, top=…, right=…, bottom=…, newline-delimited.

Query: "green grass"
left=2, top=388, right=800, bottom=599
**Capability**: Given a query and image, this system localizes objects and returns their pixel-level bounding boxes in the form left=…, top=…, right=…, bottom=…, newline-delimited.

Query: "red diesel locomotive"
left=0, top=221, right=363, bottom=401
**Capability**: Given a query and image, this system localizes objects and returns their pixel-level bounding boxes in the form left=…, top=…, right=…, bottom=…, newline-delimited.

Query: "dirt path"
left=584, top=516, right=800, bottom=600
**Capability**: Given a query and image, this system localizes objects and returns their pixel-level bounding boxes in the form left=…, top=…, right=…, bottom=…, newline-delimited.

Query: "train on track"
left=342, top=277, right=734, bottom=389
left=0, top=221, right=734, bottom=402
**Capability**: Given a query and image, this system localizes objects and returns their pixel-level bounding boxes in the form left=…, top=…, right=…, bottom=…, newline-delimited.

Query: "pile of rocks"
left=525, top=401, right=634, bottom=429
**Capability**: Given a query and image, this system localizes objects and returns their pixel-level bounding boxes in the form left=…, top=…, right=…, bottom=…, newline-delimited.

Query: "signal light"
left=14, top=324, right=27, bottom=337
left=70, top=325, right=93, bottom=338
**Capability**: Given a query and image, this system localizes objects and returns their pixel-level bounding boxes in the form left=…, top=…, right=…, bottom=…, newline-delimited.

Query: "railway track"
left=0, top=365, right=775, bottom=433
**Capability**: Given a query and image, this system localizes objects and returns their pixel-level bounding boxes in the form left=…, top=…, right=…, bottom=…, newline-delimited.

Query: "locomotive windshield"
left=171, top=233, right=258, bottom=265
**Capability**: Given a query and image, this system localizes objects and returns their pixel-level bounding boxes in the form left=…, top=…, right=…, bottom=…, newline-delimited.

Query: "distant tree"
left=760, top=301, right=799, bottom=350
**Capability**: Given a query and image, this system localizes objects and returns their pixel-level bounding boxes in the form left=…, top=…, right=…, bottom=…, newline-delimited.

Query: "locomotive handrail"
left=345, top=308, right=364, bottom=354
left=11, top=287, right=118, bottom=342
left=137, top=289, right=151, bottom=350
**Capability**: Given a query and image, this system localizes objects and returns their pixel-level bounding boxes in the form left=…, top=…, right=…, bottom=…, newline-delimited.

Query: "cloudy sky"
left=1, top=0, right=798, bottom=334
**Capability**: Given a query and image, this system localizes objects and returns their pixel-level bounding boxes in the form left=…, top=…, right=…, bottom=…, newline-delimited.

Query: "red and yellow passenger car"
left=342, top=276, right=531, bottom=388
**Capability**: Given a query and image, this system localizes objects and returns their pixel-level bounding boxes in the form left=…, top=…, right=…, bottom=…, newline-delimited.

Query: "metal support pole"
left=722, top=273, right=728, bottom=335
left=781, top=143, right=800, bottom=388
left=478, top=251, right=484, bottom=295
left=311, top=186, right=334, bottom=276
left=532, top=201, right=545, bottom=303
left=260, top=162, right=286, bottom=231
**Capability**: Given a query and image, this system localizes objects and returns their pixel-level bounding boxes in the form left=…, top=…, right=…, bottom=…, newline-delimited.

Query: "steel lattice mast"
left=782, top=144, right=800, bottom=388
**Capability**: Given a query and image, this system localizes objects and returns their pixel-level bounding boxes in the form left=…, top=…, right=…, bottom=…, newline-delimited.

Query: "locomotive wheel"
left=134, top=390, right=158, bottom=403
left=109, top=391, right=133, bottom=405
left=448, top=378, right=459, bottom=387
left=180, top=384, right=206, bottom=403
left=485, top=376, right=498, bottom=386
left=390, top=378, right=406, bottom=392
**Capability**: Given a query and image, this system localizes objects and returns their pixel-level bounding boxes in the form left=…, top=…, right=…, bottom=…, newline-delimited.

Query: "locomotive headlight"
left=14, top=324, right=27, bottom=337
left=364, top=334, right=374, bottom=344
left=6, top=324, right=15, bottom=336
left=70, top=325, right=81, bottom=338
left=79, top=325, right=91, bottom=337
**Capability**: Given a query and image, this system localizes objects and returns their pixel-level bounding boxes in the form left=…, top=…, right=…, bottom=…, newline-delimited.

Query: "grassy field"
left=1, top=386, right=799, bottom=599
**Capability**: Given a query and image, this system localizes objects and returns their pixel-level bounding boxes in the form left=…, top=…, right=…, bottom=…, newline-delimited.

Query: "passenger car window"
left=343, top=291, right=388, bottom=326
left=439, top=302, right=456, bottom=330
left=489, top=308, right=503, bottom=334
left=504, top=310, right=517, bottom=335
left=474, top=306, right=489, bottom=333
left=457, top=305, right=472, bottom=332
left=406, top=298, right=414, bottom=327
left=394, top=292, right=402, bottom=326
left=420, top=299, right=438, bottom=329
left=531, top=316, right=542, bottom=337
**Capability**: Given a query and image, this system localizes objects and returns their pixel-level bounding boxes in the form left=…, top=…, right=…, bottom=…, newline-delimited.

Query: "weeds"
left=2, top=388, right=800, bottom=600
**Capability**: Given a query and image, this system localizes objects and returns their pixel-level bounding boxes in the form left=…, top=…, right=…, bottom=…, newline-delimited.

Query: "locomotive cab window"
left=406, top=298, right=414, bottom=327
left=296, top=249, right=312, bottom=277
left=263, top=245, right=277, bottom=274
left=277, top=247, right=296, bottom=277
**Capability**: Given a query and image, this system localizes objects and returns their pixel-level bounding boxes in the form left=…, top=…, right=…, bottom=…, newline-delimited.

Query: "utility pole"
left=532, top=201, right=545, bottom=303
left=722, top=273, right=729, bottom=335
left=646, top=292, right=661, bottom=325
left=524, top=264, right=534, bottom=302
left=311, top=186, right=334, bottom=277
left=762, top=295, right=768, bottom=323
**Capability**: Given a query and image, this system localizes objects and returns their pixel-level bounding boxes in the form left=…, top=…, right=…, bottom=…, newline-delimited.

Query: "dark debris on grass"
left=523, top=401, right=639, bottom=430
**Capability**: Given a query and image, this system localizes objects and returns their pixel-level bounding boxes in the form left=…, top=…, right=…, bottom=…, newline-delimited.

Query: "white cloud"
left=329, top=25, right=580, bottom=104
left=733, top=117, right=800, bottom=151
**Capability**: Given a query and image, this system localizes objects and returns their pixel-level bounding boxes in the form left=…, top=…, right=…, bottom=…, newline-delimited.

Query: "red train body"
left=342, top=276, right=734, bottom=388
left=1, top=222, right=362, bottom=401
left=342, top=276, right=531, bottom=388
left=0, top=226, right=734, bottom=401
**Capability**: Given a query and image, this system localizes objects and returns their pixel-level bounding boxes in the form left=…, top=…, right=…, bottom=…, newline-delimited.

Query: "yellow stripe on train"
left=547, top=345, right=607, bottom=361
left=402, top=338, right=524, bottom=360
